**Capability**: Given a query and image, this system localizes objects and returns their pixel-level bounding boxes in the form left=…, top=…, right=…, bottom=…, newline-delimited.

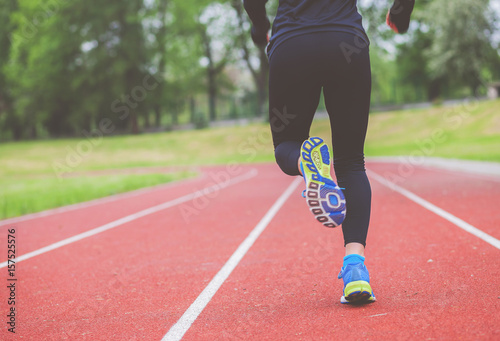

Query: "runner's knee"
left=275, top=141, right=302, bottom=176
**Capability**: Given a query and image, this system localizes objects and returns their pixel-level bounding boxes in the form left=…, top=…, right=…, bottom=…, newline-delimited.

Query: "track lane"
left=1, top=161, right=499, bottom=340
left=0, top=165, right=292, bottom=340
left=180, top=164, right=500, bottom=340
left=0, top=170, right=258, bottom=269
left=0, top=166, right=251, bottom=262
left=368, top=162, right=500, bottom=240
left=163, top=177, right=301, bottom=341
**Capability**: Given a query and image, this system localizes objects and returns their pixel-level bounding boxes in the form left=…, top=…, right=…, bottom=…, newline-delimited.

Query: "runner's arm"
left=243, top=0, right=271, bottom=46
left=386, top=0, right=415, bottom=34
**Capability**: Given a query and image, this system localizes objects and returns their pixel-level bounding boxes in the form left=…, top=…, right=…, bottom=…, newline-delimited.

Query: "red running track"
left=0, top=162, right=499, bottom=340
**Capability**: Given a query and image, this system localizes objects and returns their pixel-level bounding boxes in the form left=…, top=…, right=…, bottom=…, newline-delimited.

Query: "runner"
left=244, top=0, right=414, bottom=304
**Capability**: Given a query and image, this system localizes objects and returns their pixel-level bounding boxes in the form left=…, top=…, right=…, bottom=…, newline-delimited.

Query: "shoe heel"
left=344, top=280, right=375, bottom=303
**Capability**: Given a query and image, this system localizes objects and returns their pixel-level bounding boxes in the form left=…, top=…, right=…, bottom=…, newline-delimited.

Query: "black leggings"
left=269, top=31, right=372, bottom=246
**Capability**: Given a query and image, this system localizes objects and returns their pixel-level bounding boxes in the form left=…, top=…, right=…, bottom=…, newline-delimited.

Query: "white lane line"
left=369, top=156, right=500, bottom=178
left=0, top=169, right=258, bottom=269
left=162, top=177, right=302, bottom=341
left=366, top=313, right=388, bottom=318
left=368, top=170, right=500, bottom=250
left=0, top=171, right=203, bottom=227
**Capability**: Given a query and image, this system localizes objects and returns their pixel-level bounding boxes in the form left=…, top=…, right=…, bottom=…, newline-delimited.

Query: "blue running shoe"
left=338, top=263, right=376, bottom=304
left=300, top=137, right=346, bottom=228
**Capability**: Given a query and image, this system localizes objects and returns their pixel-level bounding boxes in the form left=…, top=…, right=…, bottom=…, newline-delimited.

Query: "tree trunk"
left=155, top=0, right=168, bottom=129
left=154, top=105, right=161, bottom=127
left=428, top=79, right=442, bottom=101
left=5, top=109, right=22, bottom=140
left=172, top=103, right=179, bottom=125
left=471, top=80, right=481, bottom=98
left=28, top=123, right=37, bottom=139
left=143, top=110, right=150, bottom=129
left=232, top=0, right=269, bottom=117
left=190, top=97, right=196, bottom=123
left=208, top=69, right=217, bottom=121
left=201, top=27, right=228, bottom=122
left=130, top=110, right=139, bottom=134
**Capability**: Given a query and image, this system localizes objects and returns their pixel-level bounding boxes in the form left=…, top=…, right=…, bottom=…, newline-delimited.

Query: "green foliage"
left=425, top=0, right=499, bottom=96
left=0, top=0, right=499, bottom=140
left=4, top=0, right=152, bottom=138
left=370, top=46, right=398, bottom=105
left=359, top=0, right=500, bottom=102
left=193, top=111, right=209, bottom=129
left=0, top=0, right=209, bottom=139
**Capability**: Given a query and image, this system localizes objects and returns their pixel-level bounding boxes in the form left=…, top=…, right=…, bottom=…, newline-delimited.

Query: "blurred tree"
left=2, top=0, right=499, bottom=140
left=231, top=0, right=269, bottom=117
left=199, top=2, right=237, bottom=121
left=357, top=0, right=402, bottom=105
left=395, top=29, right=435, bottom=101
left=425, top=0, right=499, bottom=96
left=73, top=0, right=150, bottom=134
left=6, top=0, right=84, bottom=138
left=6, top=0, right=151, bottom=137
left=143, top=0, right=204, bottom=128
left=0, top=0, right=19, bottom=140
left=391, top=0, right=443, bottom=101
left=358, top=0, right=394, bottom=45
left=144, top=0, right=171, bottom=128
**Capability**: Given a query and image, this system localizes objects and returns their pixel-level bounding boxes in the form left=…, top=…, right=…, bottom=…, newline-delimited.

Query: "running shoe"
left=300, top=137, right=346, bottom=228
left=338, top=262, right=376, bottom=304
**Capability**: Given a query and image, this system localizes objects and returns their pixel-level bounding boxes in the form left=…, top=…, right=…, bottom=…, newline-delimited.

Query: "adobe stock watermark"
left=381, top=99, right=479, bottom=187
left=178, top=164, right=245, bottom=222
left=340, top=33, right=369, bottom=64
left=178, top=106, right=297, bottom=223
left=52, top=74, right=162, bottom=178
left=270, top=106, right=297, bottom=133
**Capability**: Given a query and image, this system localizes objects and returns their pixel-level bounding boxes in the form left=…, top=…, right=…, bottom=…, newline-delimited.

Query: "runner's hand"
left=386, top=0, right=415, bottom=34
left=251, top=19, right=270, bottom=47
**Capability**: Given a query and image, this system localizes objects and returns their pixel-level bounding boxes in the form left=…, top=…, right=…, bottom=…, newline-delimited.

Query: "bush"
left=193, top=112, right=209, bottom=129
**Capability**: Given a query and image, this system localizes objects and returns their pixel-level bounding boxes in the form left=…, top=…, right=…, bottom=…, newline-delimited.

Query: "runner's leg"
left=322, top=36, right=372, bottom=247
left=268, top=34, right=323, bottom=176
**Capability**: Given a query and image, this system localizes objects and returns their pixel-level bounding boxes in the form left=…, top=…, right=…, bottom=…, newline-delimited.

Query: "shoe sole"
left=341, top=280, right=376, bottom=304
left=301, top=137, right=346, bottom=228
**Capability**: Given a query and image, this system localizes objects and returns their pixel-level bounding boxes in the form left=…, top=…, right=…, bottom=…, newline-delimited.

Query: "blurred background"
left=0, top=0, right=499, bottom=140
left=0, top=0, right=499, bottom=220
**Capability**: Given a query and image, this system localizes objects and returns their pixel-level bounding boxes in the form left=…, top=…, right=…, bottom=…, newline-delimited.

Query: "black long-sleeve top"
left=243, top=0, right=369, bottom=58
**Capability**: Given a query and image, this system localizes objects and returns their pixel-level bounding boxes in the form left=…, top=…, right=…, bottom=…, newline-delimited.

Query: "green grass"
left=0, top=172, right=193, bottom=219
left=312, top=98, right=500, bottom=162
left=0, top=125, right=275, bottom=179
left=1, top=98, right=498, bottom=219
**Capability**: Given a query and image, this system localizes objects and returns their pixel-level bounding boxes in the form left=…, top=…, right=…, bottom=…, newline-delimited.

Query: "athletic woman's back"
left=270, top=0, right=368, bottom=54
left=244, top=0, right=368, bottom=58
